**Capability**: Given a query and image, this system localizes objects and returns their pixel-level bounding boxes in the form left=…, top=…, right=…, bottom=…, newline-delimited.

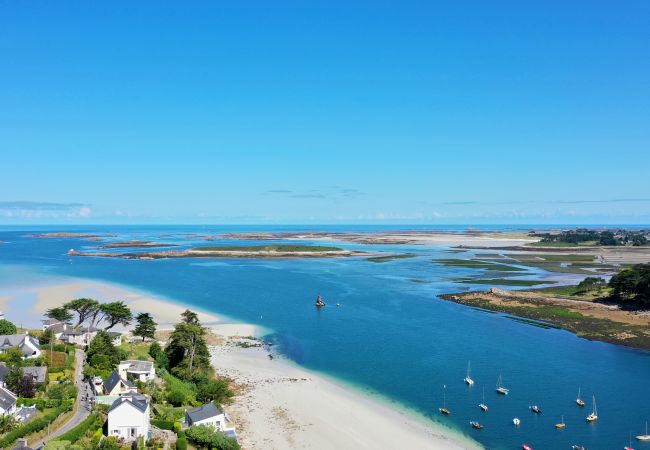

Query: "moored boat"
left=522, top=445, right=533, bottom=450
left=576, top=387, right=585, bottom=407
left=625, top=431, right=635, bottom=449
left=496, top=374, right=509, bottom=395
left=571, top=445, right=586, bottom=450
left=530, top=405, right=541, bottom=414
left=479, top=387, right=488, bottom=412
left=464, top=360, right=474, bottom=386
left=586, top=395, right=598, bottom=422
left=636, top=421, right=650, bottom=441
left=555, top=415, right=566, bottom=429
left=438, top=384, right=451, bottom=415
left=513, top=417, right=521, bottom=426
left=315, top=294, right=326, bottom=308
left=470, top=421, right=484, bottom=430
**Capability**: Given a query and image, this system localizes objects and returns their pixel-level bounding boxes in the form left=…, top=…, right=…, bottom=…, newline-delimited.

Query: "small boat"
left=522, top=445, right=533, bottom=450
left=530, top=405, right=542, bottom=414
left=625, top=431, right=635, bottom=450
left=513, top=417, right=521, bottom=426
left=572, top=446, right=586, bottom=450
left=479, top=387, right=488, bottom=412
left=464, top=361, right=474, bottom=386
left=496, top=374, right=509, bottom=395
left=586, top=395, right=598, bottom=422
left=438, top=384, right=451, bottom=415
left=555, top=415, right=566, bottom=429
left=636, top=421, right=650, bottom=441
left=315, top=294, right=326, bottom=308
left=576, top=387, right=585, bottom=407
left=470, top=421, right=484, bottom=430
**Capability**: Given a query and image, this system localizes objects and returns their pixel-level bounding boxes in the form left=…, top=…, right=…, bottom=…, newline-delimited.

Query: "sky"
left=1, top=1, right=649, bottom=224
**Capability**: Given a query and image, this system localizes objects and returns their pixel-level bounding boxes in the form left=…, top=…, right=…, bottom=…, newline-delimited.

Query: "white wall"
left=107, top=402, right=150, bottom=440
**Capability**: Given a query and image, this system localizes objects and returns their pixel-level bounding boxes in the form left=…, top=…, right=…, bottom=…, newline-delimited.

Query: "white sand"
left=211, top=331, right=480, bottom=450
left=1, top=278, right=480, bottom=449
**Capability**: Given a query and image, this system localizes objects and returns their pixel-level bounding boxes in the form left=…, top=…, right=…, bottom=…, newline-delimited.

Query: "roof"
left=61, top=330, right=84, bottom=336
left=46, top=323, right=68, bottom=334
left=23, top=366, right=47, bottom=384
left=105, top=370, right=135, bottom=393
left=186, top=402, right=223, bottom=423
left=0, top=363, right=9, bottom=382
left=41, top=318, right=60, bottom=326
left=108, top=394, right=149, bottom=414
left=0, top=334, right=40, bottom=354
left=14, top=405, right=38, bottom=423
left=12, top=440, right=34, bottom=450
left=0, top=386, right=17, bottom=411
left=120, top=360, right=153, bottom=373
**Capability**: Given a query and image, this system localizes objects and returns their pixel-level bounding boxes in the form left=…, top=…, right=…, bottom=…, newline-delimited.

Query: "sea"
left=0, top=224, right=649, bottom=450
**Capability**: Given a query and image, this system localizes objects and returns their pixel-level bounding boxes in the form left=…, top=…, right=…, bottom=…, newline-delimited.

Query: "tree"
left=97, top=301, right=133, bottom=330
left=0, top=319, right=17, bottom=335
left=133, top=313, right=157, bottom=341
left=45, top=307, right=73, bottom=323
left=609, top=263, right=650, bottom=305
left=40, top=328, right=54, bottom=345
left=0, top=414, right=19, bottom=433
left=4, top=366, right=24, bottom=392
left=64, top=298, right=100, bottom=327
left=165, top=310, right=211, bottom=379
left=185, top=425, right=240, bottom=450
left=16, top=374, right=36, bottom=398
left=195, top=377, right=234, bottom=406
left=3, top=347, right=24, bottom=365
left=87, top=331, right=120, bottom=371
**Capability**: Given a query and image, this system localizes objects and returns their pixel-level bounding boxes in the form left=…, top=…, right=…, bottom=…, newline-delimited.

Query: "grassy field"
left=193, top=244, right=344, bottom=252
left=119, top=341, right=153, bottom=361
left=366, top=254, right=416, bottom=263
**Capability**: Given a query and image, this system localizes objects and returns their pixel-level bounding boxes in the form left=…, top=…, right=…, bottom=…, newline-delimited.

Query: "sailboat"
left=315, top=294, right=326, bottom=308
left=576, top=387, right=585, bottom=407
left=479, top=388, right=488, bottom=411
left=555, top=415, right=566, bottom=429
left=438, top=385, right=451, bottom=415
left=636, top=421, right=650, bottom=441
left=625, top=431, right=635, bottom=450
left=529, top=405, right=542, bottom=414
left=496, top=374, right=509, bottom=395
left=513, top=417, right=521, bottom=426
left=464, top=361, right=474, bottom=386
left=586, top=395, right=598, bottom=422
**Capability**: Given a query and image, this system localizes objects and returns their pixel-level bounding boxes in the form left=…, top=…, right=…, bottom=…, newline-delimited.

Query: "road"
left=34, top=349, right=92, bottom=448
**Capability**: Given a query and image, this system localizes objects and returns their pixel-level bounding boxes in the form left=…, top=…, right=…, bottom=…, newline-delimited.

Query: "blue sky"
left=1, top=1, right=649, bottom=224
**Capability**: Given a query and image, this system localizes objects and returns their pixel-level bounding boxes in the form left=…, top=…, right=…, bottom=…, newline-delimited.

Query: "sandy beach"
left=1, top=277, right=480, bottom=450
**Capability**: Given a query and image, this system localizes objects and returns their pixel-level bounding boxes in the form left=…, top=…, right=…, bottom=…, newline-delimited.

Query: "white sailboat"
left=464, top=361, right=474, bottom=386
left=496, top=374, right=509, bottom=395
left=625, top=431, right=635, bottom=450
left=586, top=395, right=598, bottom=422
left=636, top=421, right=650, bottom=441
left=513, top=417, right=521, bottom=426
left=576, top=387, right=585, bottom=407
left=479, top=387, right=488, bottom=411
left=438, top=384, right=451, bottom=416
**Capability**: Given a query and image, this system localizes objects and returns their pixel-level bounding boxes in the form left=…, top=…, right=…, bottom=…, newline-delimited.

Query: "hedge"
left=151, top=419, right=174, bottom=430
left=0, top=401, right=73, bottom=447
left=176, top=431, right=188, bottom=450
left=54, top=413, right=99, bottom=443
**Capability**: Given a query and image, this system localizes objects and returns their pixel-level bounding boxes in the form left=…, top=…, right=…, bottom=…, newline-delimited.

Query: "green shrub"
left=185, top=425, right=239, bottom=450
left=151, top=419, right=174, bottom=430
left=54, top=413, right=99, bottom=443
left=176, top=431, right=188, bottom=450
left=0, top=401, right=72, bottom=448
left=173, top=421, right=182, bottom=433
left=17, top=397, right=47, bottom=411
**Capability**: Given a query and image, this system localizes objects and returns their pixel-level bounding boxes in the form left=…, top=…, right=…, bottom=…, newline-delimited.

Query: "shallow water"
left=1, top=225, right=649, bottom=450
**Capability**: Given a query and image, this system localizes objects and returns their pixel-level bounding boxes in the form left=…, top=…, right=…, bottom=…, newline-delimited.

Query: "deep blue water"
left=1, top=225, right=649, bottom=450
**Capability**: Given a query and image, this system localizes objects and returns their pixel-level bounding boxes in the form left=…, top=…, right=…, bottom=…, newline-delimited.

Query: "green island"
left=453, top=278, right=555, bottom=286
left=193, top=244, right=344, bottom=252
left=439, top=264, right=650, bottom=350
left=365, top=253, right=416, bottom=263
left=528, top=228, right=649, bottom=247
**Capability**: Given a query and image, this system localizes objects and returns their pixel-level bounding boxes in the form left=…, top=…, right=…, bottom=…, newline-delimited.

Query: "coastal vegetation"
left=366, top=253, right=416, bottom=263
left=609, top=263, right=650, bottom=305
left=434, top=258, right=524, bottom=271
left=454, top=278, right=555, bottom=287
left=193, top=244, right=344, bottom=252
left=529, top=228, right=649, bottom=247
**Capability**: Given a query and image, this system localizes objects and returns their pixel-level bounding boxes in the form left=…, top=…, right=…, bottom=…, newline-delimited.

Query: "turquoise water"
left=1, top=225, right=649, bottom=449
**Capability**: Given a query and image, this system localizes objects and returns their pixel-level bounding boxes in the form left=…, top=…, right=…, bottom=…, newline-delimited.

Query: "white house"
left=118, top=360, right=155, bottom=382
left=107, top=394, right=150, bottom=441
left=0, top=386, right=17, bottom=415
left=41, top=318, right=61, bottom=331
left=0, top=334, right=41, bottom=359
left=60, top=328, right=121, bottom=347
left=59, top=330, right=86, bottom=346
left=185, top=402, right=234, bottom=433
left=104, top=370, right=137, bottom=396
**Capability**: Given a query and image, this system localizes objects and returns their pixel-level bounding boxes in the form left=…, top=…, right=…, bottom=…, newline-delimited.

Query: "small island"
left=68, top=244, right=370, bottom=260
left=95, top=240, right=179, bottom=249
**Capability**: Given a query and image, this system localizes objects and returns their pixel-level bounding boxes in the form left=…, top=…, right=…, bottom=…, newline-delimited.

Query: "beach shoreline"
left=0, top=275, right=481, bottom=450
